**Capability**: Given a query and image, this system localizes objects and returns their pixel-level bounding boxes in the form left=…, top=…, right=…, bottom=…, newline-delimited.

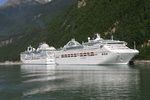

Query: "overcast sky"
left=0, top=0, right=8, bottom=6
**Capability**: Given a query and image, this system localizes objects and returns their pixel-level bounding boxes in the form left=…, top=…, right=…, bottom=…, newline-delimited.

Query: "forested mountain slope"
left=0, top=0, right=77, bottom=37
left=44, top=0, right=150, bottom=60
left=0, top=0, right=150, bottom=61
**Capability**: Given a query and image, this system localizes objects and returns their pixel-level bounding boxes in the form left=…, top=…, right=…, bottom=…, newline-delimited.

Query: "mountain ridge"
left=0, top=0, right=52, bottom=8
left=0, top=0, right=77, bottom=38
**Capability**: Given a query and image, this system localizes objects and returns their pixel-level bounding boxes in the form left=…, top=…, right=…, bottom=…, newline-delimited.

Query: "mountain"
left=0, top=0, right=150, bottom=61
left=1, top=0, right=52, bottom=7
left=0, top=0, right=77, bottom=40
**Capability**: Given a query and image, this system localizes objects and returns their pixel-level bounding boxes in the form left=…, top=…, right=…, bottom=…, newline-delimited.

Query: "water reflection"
left=21, top=65, right=58, bottom=97
left=21, top=65, right=56, bottom=71
left=20, top=64, right=140, bottom=99
left=56, top=65, right=140, bottom=100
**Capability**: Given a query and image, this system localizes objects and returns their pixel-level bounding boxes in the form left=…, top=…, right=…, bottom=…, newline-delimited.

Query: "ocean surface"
left=0, top=64, right=150, bottom=100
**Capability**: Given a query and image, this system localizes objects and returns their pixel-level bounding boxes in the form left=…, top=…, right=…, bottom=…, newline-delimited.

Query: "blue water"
left=0, top=64, right=150, bottom=100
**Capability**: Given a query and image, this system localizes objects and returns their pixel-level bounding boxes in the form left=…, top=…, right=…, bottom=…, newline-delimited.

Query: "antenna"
left=111, top=35, right=113, bottom=41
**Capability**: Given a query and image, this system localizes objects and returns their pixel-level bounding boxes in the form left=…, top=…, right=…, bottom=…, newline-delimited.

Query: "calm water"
left=0, top=64, right=150, bottom=100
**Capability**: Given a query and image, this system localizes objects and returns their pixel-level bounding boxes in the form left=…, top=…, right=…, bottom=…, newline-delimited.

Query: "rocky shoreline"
left=0, top=61, right=23, bottom=65
left=133, top=60, right=150, bottom=65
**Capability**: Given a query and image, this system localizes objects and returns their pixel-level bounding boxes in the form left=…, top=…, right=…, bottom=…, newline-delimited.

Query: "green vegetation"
left=0, top=0, right=77, bottom=36
left=0, top=0, right=150, bottom=61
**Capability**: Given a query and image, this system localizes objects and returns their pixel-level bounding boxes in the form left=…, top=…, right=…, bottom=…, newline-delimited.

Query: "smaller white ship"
left=20, top=43, right=56, bottom=65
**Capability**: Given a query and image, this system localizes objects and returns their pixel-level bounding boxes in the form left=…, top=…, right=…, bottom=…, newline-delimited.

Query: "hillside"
left=0, top=0, right=150, bottom=62
left=0, top=0, right=77, bottom=38
left=44, top=0, right=150, bottom=60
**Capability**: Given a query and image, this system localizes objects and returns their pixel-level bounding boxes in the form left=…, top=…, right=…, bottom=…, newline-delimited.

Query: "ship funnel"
left=95, top=33, right=101, bottom=40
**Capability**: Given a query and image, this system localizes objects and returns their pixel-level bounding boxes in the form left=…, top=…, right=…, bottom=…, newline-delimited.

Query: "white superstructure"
left=55, top=34, right=139, bottom=65
left=20, top=43, right=56, bottom=65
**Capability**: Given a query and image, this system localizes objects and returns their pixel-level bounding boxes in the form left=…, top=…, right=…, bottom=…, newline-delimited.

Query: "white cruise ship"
left=20, top=43, right=56, bottom=65
left=55, top=34, right=139, bottom=65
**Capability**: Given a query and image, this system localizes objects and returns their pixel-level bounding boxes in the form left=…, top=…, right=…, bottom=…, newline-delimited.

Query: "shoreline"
left=0, top=60, right=150, bottom=65
left=133, top=60, right=150, bottom=65
left=0, top=61, right=23, bottom=65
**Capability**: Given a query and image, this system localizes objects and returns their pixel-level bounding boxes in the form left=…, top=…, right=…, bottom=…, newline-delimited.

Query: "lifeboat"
left=91, top=52, right=94, bottom=56
left=61, top=55, right=64, bottom=58
left=80, top=53, right=83, bottom=56
left=65, top=54, right=67, bottom=57
left=71, top=54, right=74, bottom=57
left=68, top=54, right=70, bottom=57
left=74, top=54, right=77, bottom=57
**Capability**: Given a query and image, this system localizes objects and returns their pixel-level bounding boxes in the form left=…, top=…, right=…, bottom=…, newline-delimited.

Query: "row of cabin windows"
left=61, top=52, right=95, bottom=58
left=61, top=52, right=108, bottom=58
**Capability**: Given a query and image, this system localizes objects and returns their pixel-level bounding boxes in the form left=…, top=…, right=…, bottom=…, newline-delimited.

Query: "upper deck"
left=58, top=33, right=133, bottom=51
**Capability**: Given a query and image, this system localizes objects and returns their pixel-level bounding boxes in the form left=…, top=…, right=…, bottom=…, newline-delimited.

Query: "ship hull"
left=55, top=50, right=139, bottom=65
left=21, top=59, right=56, bottom=65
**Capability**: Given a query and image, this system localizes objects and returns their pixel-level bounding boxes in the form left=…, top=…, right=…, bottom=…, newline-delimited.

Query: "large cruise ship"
left=55, top=34, right=139, bottom=65
left=20, top=43, right=56, bottom=65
